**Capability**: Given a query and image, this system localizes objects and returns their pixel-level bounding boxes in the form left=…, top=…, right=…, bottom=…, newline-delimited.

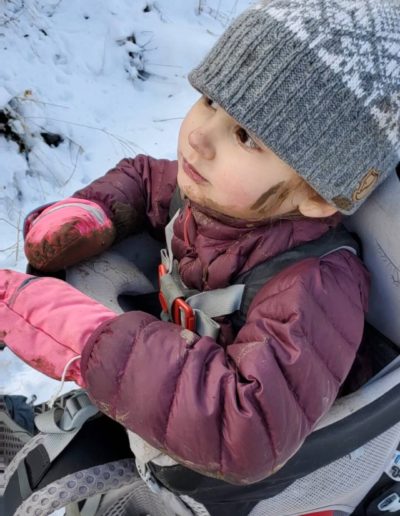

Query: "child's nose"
left=188, top=129, right=215, bottom=160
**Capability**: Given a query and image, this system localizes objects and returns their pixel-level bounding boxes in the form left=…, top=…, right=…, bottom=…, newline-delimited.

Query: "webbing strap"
left=184, top=284, right=246, bottom=338
left=32, top=391, right=98, bottom=463
left=159, top=264, right=191, bottom=314
left=136, top=458, right=195, bottom=516
left=162, top=211, right=180, bottom=273
left=182, top=285, right=245, bottom=340
left=79, top=493, right=102, bottom=516
left=33, top=427, right=81, bottom=463
left=7, top=391, right=98, bottom=506
left=17, top=457, right=32, bottom=501
left=162, top=195, right=360, bottom=338
left=168, top=186, right=185, bottom=221
left=186, top=284, right=245, bottom=316
left=2, top=409, right=131, bottom=516
left=233, top=227, right=360, bottom=328
left=192, top=309, right=220, bottom=339
left=161, top=211, right=245, bottom=336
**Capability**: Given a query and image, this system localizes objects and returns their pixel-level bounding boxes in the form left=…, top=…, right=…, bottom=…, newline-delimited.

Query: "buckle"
left=158, top=264, right=195, bottom=331
left=173, top=298, right=195, bottom=331
left=59, top=391, right=98, bottom=431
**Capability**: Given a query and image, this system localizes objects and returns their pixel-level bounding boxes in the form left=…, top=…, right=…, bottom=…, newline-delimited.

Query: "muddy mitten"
left=24, top=197, right=116, bottom=272
left=0, top=269, right=117, bottom=386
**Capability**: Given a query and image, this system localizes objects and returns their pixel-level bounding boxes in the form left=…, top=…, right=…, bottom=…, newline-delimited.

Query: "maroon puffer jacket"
left=75, top=155, right=369, bottom=485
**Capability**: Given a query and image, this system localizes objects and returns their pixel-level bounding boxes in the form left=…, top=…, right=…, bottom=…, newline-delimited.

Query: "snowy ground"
left=0, top=0, right=253, bottom=402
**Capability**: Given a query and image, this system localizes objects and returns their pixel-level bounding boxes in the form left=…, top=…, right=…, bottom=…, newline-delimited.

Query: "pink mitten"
left=24, top=197, right=116, bottom=271
left=0, top=269, right=117, bottom=385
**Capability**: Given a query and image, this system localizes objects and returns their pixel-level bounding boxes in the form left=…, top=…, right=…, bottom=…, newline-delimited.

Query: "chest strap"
left=159, top=209, right=360, bottom=339
left=159, top=212, right=227, bottom=338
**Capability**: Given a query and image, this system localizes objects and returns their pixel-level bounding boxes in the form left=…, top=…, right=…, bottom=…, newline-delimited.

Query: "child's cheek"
left=216, top=173, right=254, bottom=208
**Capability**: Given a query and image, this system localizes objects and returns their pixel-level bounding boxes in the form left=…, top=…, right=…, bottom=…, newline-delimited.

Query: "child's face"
left=177, top=96, right=304, bottom=221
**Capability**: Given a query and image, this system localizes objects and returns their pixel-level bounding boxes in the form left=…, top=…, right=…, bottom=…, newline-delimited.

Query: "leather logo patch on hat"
left=352, top=169, right=380, bottom=201
left=332, top=196, right=353, bottom=211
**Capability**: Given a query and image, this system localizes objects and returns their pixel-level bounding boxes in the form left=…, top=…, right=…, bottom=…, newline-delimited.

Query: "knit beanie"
left=189, top=0, right=400, bottom=214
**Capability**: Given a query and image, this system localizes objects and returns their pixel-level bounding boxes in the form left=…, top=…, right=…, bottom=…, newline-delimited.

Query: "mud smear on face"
left=183, top=173, right=296, bottom=223
left=250, top=180, right=302, bottom=219
left=251, top=182, right=286, bottom=212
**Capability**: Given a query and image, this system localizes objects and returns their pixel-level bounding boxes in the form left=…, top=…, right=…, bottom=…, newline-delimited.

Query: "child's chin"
left=177, top=174, right=200, bottom=201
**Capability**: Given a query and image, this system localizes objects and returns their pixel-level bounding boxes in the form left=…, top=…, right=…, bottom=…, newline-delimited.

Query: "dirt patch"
left=40, top=131, right=64, bottom=147
left=31, top=357, right=58, bottom=378
left=0, top=108, right=27, bottom=153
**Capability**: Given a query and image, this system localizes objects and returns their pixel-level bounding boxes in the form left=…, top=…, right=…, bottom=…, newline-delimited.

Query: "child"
left=0, top=0, right=399, bottom=501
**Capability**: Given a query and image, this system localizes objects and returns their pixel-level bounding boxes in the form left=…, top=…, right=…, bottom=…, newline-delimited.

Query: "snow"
left=0, top=86, right=12, bottom=107
left=0, top=0, right=253, bottom=402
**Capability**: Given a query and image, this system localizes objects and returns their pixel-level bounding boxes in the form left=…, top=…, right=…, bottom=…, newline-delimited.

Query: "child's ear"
left=298, top=197, right=338, bottom=218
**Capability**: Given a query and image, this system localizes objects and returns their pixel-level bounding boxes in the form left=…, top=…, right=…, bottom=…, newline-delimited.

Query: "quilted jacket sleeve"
left=73, top=155, right=178, bottom=239
left=80, top=250, right=369, bottom=485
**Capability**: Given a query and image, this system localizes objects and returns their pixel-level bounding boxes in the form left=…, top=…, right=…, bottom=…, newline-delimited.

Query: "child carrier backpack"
left=1, top=170, right=400, bottom=516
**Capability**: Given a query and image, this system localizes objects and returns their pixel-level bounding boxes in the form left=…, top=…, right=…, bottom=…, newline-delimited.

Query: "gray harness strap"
left=161, top=189, right=360, bottom=338
left=3, top=391, right=98, bottom=504
left=160, top=215, right=245, bottom=338
left=169, top=186, right=185, bottom=220
left=232, top=225, right=360, bottom=329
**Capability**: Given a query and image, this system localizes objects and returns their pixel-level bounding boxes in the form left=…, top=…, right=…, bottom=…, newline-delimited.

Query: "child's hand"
left=24, top=198, right=116, bottom=272
left=0, top=269, right=117, bottom=385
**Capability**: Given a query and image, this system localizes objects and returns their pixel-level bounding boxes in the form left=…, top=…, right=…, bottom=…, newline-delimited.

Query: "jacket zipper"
left=183, top=206, right=192, bottom=246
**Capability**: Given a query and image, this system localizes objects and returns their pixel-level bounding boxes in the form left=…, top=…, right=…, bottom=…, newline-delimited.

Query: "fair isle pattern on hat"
left=262, top=0, right=400, bottom=149
left=189, top=0, right=400, bottom=214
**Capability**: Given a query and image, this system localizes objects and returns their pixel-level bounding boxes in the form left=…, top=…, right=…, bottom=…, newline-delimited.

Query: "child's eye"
left=204, top=96, right=218, bottom=110
left=236, top=127, right=260, bottom=150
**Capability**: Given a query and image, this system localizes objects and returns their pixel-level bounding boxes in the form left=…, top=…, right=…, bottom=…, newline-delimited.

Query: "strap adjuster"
left=173, top=298, right=195, bottom=331
left=158, top=264, right=195, bottom=331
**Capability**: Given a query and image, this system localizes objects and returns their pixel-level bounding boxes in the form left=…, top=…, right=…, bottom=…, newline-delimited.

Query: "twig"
left=23, top=116, right=148, bottom=154
left=0, top=0, right=25, bottom=27
left=15, top=209, right=22, bottom=263
left=16, top=97, right=69, bottom=109
left=140, top=33, right=156, bottom=48
left=0, top=243, right=17, bottom=253
left=0, top=218, right=19, bottom=229
left=216, top=0, right=222, bottom=18
left=147, top=63, right=183, bottom=68
left=229, top=0, right=240, bottom=18
left=61, top=141, right=82, bottom=187
left=30, top=147, right=65, bottom=187
left=153, top=117, right=184, bottom=122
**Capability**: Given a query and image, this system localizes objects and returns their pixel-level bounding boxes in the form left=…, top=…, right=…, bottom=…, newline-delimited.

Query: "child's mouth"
left=182, top=157, right=207, bottom=184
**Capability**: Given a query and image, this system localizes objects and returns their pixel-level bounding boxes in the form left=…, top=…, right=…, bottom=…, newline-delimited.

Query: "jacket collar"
left=172, top=200, right=342, bottom=290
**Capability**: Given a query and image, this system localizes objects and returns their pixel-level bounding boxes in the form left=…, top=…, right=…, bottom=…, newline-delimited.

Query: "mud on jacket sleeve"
left=73, top=155, right=178, bottom=240
left=80, top=251, right=368, bottom=485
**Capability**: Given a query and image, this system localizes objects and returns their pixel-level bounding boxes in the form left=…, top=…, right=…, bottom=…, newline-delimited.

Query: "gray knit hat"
left=189, top=0, right=400, bottom=214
